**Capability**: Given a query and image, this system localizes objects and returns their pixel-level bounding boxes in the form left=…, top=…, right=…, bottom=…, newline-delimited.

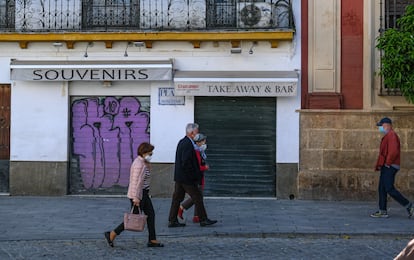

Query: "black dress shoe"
left=104, top=231, right=114, bottom=247
left=200, top=218, right=217, bottom=227
left=147, top=242, right=164, bottom=247
left=168, top=221, right=186, bottom=228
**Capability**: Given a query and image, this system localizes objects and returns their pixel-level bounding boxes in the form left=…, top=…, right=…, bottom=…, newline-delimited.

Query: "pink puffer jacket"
left=127, top=156, right=147, bottom=201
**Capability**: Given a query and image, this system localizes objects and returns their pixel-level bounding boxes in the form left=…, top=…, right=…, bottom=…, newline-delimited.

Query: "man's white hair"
left=186, top=123, right=199, bottom=134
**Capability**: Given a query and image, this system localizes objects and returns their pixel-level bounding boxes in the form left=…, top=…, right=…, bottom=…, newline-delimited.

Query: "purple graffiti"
left=72, top=97, right=149, bottom=189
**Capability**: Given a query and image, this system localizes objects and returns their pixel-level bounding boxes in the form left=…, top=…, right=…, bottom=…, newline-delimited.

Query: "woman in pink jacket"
left=105, top=142, right=163, bottom=247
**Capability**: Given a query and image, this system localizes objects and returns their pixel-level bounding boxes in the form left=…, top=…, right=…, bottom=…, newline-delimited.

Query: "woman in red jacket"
left=178, top=133, right=209, bottom=223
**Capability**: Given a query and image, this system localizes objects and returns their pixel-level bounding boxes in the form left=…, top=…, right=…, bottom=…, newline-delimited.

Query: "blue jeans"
left=378, top=166, right=409, bottom=211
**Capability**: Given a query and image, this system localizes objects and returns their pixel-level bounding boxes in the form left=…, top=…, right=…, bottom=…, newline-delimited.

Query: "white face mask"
left=144, top=155, right=152, bottom=161
left=200, top=144, right=207, bottom=151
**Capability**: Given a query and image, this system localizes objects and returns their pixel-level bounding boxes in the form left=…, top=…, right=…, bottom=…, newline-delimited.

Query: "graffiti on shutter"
left=70, top=96, right=150, bottom=193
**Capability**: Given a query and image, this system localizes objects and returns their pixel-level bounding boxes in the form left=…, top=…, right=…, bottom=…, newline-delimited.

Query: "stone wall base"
left=149, top=163, right=174, bottom=198
left=299, top=110, right=414, bottom=201
left=276, top=163, right=298, bottom=199
left=10, top=161, right=68, bottom=196
left=0, top=160, right=9, bottom=193
left=298, top=169, right=414, bottom=201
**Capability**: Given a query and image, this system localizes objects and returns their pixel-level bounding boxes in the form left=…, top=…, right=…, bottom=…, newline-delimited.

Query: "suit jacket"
left=174, top=136, right=202, bottom=185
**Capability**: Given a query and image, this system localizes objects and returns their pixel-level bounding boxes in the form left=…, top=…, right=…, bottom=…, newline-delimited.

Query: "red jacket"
left=195, top=150, right=208, bottom=186
left=375, top=129, right=400, bottom=170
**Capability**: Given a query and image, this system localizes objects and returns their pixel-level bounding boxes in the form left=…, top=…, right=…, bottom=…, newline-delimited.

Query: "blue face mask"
left=379, top=126, right=387, bottom=134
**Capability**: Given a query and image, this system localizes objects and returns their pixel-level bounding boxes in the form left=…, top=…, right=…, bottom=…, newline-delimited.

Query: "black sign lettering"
left=102, top=70, right=115, bottom=80
left=44, top=70, right=59, bottom=80
left=138, top=69, right=149, bottom=79
left=32, top=70, right=43, bottom=80
left=76, top=70, right=88, bottom=80
left=90, top=69, right=100, bottom=80
left=61, top=70, right=74, bottom=80
left=125, top=69, right=136, bottom=80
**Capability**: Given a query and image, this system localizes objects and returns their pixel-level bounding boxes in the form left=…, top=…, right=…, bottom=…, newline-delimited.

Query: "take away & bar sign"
left=174, top=71, right=298, bottom=97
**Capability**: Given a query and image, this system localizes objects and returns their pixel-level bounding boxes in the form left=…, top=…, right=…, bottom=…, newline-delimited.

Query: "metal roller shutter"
left=195, top=97, right=276, bottom=197
left=69, top=96, right=150, bottom=195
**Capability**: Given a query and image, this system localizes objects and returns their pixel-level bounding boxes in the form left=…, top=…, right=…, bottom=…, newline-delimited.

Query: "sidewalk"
left=1, top=196, right=413, bottom=242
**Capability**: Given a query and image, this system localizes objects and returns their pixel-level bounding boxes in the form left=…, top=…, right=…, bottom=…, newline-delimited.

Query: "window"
left=384, top=0, right=413, bottom=29
left=0, top=0, right=14, bottom=31
left=82, top=0, right=139, bottom=30
left=207, top=0, right=236, bottom=28
left=379, top=0, right=413, bottom=96
left=206, top=0, right=294, bottom=29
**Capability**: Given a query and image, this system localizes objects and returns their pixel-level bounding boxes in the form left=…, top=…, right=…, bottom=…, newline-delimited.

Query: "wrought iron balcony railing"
left=0, top=0, right=294, bottom=32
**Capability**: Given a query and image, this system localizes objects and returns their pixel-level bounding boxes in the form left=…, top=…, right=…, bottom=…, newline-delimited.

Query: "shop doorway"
left=195, top=97, right=276, bottom=197
left=0, top=84, right=10, bottom=193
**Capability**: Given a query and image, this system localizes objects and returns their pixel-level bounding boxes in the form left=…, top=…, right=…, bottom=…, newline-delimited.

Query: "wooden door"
left=0, top=84, right=10, bottom=160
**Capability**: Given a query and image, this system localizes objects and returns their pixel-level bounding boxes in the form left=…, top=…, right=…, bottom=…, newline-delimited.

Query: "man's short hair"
left=186, top=123, right=199, bottom=134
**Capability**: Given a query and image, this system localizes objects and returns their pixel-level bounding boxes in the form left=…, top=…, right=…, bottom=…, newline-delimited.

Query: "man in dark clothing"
left=370, top=117, right=414, bottom=218
left=168, top=123, right=217, bottom=227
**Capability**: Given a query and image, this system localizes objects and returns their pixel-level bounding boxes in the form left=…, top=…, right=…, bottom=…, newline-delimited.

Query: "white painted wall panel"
left=277, top=0, right=301, bottom=164
left=150, top=84, right=194, bottom=163
left=10, top=81, right=68, bottom=161
left=0, top=58, right=11, bottom=83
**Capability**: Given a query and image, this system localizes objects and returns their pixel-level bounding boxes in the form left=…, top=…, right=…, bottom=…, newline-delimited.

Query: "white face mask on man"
left=199, top=144, right=207, bottom=151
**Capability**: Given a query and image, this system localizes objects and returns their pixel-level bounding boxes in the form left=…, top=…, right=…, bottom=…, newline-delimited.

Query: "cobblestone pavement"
left=0, top=236, right=409, bottom=260
left=1, top=196, right=414, bottom=259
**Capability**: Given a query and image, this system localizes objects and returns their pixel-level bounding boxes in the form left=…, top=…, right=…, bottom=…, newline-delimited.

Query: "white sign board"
left=10, top=60, right=173, bottom=81
left=174, top=81, right=297, bottom=97
left=173, top=70, right=298, bottom=97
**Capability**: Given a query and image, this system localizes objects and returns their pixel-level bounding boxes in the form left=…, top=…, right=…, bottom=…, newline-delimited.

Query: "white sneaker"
left=370, top=211, right=389, bottom=218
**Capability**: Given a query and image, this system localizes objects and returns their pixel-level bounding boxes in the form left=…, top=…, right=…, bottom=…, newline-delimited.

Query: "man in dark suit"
left=168, top=123, right=217, bottom=227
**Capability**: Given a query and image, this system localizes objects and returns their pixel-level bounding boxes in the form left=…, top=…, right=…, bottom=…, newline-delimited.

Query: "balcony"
left=0, top=0, right=294, bottom=49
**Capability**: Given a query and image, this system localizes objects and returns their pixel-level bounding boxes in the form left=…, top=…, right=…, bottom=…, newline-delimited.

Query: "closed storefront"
left=176, top=71, right=297, bottom=197
left=9, top=60, right=176, bottom=196
left=195, top=96, right=276, bottom=197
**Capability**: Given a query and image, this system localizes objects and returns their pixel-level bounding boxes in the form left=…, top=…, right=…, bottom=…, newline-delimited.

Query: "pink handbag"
left=124, top=207, right=147, bottom=232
